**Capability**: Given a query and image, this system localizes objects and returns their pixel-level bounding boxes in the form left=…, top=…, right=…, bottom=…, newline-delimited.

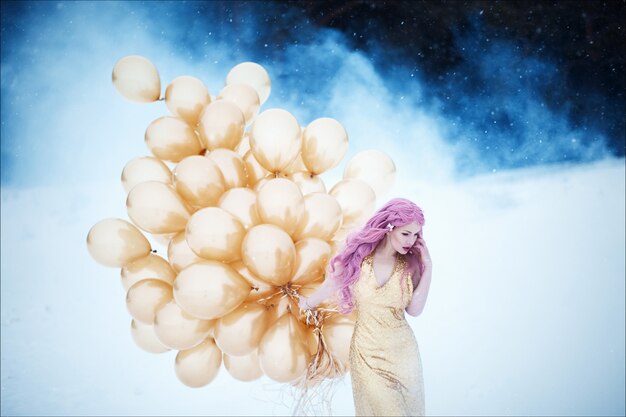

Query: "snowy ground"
left=1, top=157, right=624, bottom=416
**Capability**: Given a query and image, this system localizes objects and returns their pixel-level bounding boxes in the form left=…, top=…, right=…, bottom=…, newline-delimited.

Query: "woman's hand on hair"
left=416, top=237, right=432, bottom=269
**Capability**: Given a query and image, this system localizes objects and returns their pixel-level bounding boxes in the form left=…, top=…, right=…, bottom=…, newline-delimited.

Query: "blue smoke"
left=0, top=1, right=619, bottom=187
left=424, top=15, right=616, bottom=174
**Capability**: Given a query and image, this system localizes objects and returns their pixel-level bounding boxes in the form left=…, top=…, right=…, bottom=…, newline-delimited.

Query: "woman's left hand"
left=298, top=294, right=313, bottom=311
left=415, top=237, right=432, bottom=268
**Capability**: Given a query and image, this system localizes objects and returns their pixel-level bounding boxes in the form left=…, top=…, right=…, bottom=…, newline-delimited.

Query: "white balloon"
left=226, top=62, right=271, bottom=104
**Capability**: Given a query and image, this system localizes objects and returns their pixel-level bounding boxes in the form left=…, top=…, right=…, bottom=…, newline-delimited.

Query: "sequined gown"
left=348, top=254, right=425, bottom=416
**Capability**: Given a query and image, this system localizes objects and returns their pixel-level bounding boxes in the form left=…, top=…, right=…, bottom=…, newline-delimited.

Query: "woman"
left=298, top=198, right=432, bottom=416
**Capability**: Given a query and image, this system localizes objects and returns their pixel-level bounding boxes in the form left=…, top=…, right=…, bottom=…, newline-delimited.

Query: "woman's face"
left=389, top=221, right=422, bottom=255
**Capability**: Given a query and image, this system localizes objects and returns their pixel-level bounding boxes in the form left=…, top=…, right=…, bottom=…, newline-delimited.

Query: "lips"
left=402, top=246, right=411, bottom=251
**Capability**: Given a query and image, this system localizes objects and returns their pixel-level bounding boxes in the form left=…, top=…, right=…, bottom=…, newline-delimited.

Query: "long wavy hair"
left=328, top=198, right=426, bottom=313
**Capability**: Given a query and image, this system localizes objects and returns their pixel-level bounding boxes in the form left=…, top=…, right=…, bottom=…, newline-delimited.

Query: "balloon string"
left=255, top=282, right=301, bottom=306
left=252, top=282, right=345, bottom=413
left=293, top=292, right=343, bottom=391
left=291, top=318, right=343, bottom=412
left=255, top=288, right=284, bottom=305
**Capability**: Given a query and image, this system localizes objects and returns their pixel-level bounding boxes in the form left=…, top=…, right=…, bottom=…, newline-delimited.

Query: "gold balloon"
left=165, top=75, right=211, bottom=125
left=121, top=156, right=172, bottom=194
left=252, top=173, right=288, bottom=193
left=186, top=207, right=245, bottom=262
left=218, top=188, right=260, bottom=230
left=283, top=154, right=307, bottom=175
left=112, top=55, right=160, bottom=102
left=175, top=337, right=222, bottom=388
left=288, top=171, right=326, bottom=196
left=144, top=116, right=203, bottom=162
left=266, top=295, right=294, bottom=325
left=332, top=225, right=356, bottom=244
left=322, top=315, right=356, bottom=370
left=329, top=179, right=376, bottom=228
left=167, top=231, right=205, bottom=272
left=86, top=218, right=151, bottom=267
left=343, top=149, right=396, bottom=197
left=301, top=117, right=349, bottom=175
left=330, top=235, right=346, bottom=258
left=256, top=178, right=304, bottom=236
left=173, top=261, right=250, bottom=320
left=243, top=150, right=270, bottom=186
left=297, top=280, right=324, bottom=298
left=258, top=313, right=310, bottom=382
left=173, top=155, right=225, bottom=208
left=126, top=279, right=173, bottom=324
left=290, top=287, right=321, bottom=353
left=217, top=83, right=260, bottom=126
left=225, top=61, right=271, bottom=104
left=333, top=309, right=357, bottom=324
left=126, top=181, right=191, bottom=234
left=130, top=319, right=170, bottom=353
left=150, top=232, right=177, bottom=247
left=237, top=132, right=251, bottom=156
left=207, top=149, right=248, bottom=189
left=294, top=314, right=318, bottom=356
left=153, top=301, right=213, bottom=350
left=293, top=192, right=343, bottom=241
left=214, top=303, right=271, bottom=356
left=241, top=224, right=296, bottom=286
left=230, top=261, right=276, bottom=302
left=252, top=177, right=270, bottom=193
left=249, top=108, right=301, bottom=173
left=291, top=238, right=331, bottom=285
left=120, top=253, right=176, bottom=291
left=197, top=100, right=245, bottom=151
left=223, top=350, right=263, bottom=381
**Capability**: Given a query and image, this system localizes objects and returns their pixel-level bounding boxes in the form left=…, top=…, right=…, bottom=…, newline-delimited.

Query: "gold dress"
left=348, top=254, right=425, bottom=416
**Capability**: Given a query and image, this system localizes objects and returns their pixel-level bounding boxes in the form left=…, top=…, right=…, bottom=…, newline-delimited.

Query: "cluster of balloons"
left=87, top=55, right=396, bottom=389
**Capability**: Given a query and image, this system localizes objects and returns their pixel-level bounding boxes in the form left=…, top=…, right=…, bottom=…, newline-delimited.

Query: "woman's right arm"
left=298, top=275, right=340, bottom=310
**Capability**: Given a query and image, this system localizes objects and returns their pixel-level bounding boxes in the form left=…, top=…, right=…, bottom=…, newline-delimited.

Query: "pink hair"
left=328, top=198, right=426, bottom=314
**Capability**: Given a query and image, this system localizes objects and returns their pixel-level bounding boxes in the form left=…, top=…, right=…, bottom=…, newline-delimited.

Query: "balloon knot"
left=279, top=283, right=295, bottom=296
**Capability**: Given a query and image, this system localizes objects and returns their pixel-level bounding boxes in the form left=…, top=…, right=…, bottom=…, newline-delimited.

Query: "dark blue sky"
left=1, top=0, right=624, bottom=185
